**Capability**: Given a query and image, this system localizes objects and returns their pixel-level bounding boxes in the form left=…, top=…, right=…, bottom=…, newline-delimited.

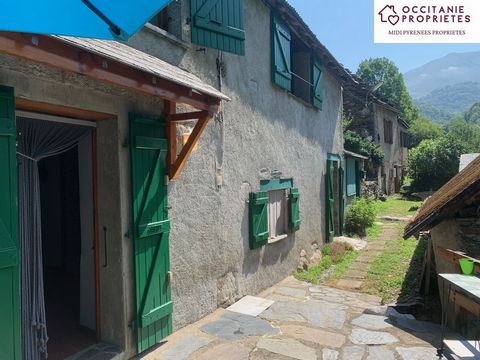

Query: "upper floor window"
left=400, top=131, right=410, bottom=148
left=271, top=14, right=323, bottom=109
left=149, top=8, right=170, bottom=32
left=384, top=119, right=393, bottom=144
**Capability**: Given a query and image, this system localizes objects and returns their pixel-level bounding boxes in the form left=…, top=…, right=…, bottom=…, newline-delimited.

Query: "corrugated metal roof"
left=54, top=35, right=230, bottom=102
left=344, top=150, right=368, bottom=160
left=404, top=155, right=480, bottom=239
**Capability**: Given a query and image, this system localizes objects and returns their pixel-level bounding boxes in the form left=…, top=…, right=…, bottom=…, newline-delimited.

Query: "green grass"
left=332, top=250, right=360, bottom=278
left=364, top=223, right=427, bottom=303
left=295, top=256, right=333, bottom=284
left=295, top=247, right=358, bottom=284
left=374, top=196, right=421, bottom=217
left=365, top=223, right=382, bottom=241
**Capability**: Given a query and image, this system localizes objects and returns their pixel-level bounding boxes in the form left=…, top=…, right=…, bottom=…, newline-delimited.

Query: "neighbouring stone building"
left=343, top=81, right=409, bottom=196
left=0, top=0, right=371, bottom=358
left=404, top=155, right=480, bottom=337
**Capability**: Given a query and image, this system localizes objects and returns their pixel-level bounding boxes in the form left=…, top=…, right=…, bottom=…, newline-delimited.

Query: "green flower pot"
left=459, top=259, right=474, bottom=275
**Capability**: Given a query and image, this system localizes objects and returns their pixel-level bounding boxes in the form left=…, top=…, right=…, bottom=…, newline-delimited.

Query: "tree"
left=408, top=137, right=466, bottom=192
left=445, top=118, right=480, bottom=153
left=344, top=130, right=384, bottom=167
left=409, top=116, right=443, bottom=148
left=357, top=58, right=418, bottom=124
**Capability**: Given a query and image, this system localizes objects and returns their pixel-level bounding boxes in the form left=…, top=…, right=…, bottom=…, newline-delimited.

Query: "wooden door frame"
left=15, top=101, right=116, bottom=342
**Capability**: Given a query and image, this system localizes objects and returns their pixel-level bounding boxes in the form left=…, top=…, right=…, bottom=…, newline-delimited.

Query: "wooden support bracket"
left=166, top=110, right=209, bottom=122
left=168, top=114, right=210, bottom=181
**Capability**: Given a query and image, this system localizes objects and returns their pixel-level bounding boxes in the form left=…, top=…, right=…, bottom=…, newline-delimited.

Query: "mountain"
left=404, top=52, right=480, bottom=123
left=405, top=51, right=480, bottom=98
left=414, top=100, right=455, bottom=124
left=417, top=81, right=480, bottom=114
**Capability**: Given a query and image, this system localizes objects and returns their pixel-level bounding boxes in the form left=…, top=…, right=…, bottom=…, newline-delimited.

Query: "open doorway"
left=17, top=115, right=97, bottom=360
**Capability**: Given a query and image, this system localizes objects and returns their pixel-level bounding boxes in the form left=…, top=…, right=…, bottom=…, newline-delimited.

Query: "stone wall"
left=128, top=0, right=344, bottom=342
left=1, top=0, right=344, bottom=356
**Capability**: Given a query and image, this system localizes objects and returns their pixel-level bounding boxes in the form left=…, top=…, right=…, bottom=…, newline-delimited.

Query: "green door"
left=325, top=160, right=334, bottom=243
left=129, top=115, right=172, bottom=354
left=339, top=165, right=345, bottom=236
left=0, top=86, right=21, bottom=359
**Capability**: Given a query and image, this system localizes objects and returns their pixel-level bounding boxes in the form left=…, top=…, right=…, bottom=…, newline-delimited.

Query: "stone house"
left=343, top=81, right=409, bottom=196
left=0, top=0, right=358, bottom=358
left=404, top=156, right=480, bottom=336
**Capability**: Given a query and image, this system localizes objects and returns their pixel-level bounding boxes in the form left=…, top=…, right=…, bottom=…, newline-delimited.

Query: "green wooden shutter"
left=339, top=165, right=345, bottom=236
left=0, top=86, right=21, bottom=359
left=271, top=14, right=291, bottom=91
left=129, top=115, right=172, bottom=354
left=355, top=161, right=361, bottom=197
left=312, top=60, right=323, bottom=109
left=289, top=188, right=300, bottom=232
left=249, top=191, right=268, bottom=249
left=191, top=0, right=245, bottom=55
left=325, top=160, right=334, bottom=243
left=346, top=158, right=357, bottom=197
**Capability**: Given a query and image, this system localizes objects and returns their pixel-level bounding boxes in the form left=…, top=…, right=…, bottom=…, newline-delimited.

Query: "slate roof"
left=404, top=155, right=480, bottom=239
left=54, top=35, right=230, bottom=101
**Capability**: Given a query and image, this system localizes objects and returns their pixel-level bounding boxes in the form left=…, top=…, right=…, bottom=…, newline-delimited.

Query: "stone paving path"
left=334, top=223, right=398, bottom=291
left=144, top=276, right=443, bottom=360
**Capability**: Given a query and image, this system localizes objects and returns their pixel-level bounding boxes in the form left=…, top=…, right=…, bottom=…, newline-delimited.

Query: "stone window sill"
left=268, top=234, right=288, bottom=244
left=143, top=23, right=191, bottom=50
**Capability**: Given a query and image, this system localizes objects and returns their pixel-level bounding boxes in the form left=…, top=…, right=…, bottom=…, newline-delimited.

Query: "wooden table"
left=438, top=274, right=480, bottom=359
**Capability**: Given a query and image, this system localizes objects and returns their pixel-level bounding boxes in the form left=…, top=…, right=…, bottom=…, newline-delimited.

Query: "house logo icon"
left=378, top=5, right=400, bottom=26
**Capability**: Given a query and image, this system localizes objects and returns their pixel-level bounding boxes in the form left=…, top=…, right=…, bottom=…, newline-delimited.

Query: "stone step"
left=343, top=270, right=366, bottom=280
left=335, top=279, right=363, bottom=290
left=350, top=262, right=370, bottom=271
left=356, top=257, right=375, bottom=264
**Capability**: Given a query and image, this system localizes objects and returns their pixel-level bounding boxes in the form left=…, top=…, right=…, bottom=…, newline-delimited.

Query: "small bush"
left=345, top=197, right=376, bottom=237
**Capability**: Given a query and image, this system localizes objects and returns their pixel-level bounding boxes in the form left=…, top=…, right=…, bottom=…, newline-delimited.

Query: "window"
left=267, top=189, right=288, bottom=241
left=384, top=119, right=393, bottom=144
left=249, top=182, right=300, bottom=249
left=149, top=8, right=170, bottom=31
left=271, top=14, right=323, bottom=109
left=291, top=34, right=312, bottom=103
left=400, top=131, right=410, bottom=148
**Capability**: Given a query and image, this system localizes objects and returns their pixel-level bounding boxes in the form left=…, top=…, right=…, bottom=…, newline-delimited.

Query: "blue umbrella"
left=0, top=0, right=173, bottom=40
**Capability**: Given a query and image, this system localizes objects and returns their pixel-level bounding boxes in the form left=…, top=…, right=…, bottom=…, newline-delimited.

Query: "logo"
left=374, top=0, right=480, bottom=43
left=378, top=5, right=400, bottom=26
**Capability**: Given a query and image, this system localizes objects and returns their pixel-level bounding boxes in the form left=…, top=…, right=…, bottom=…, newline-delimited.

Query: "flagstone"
left=256, top=338, right=317, bottom=360
left=350, top=328, right=399, bottom=345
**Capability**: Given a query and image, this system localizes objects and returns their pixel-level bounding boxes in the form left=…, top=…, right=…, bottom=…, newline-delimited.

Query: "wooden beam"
left=16, top=98, right=115, bottom=121
left=165, top=101, right=177, bottom=179
left=166, top=110, right=209, bottom=122
left=169, top=115, right=210, bottom=180
left=450, top=290, right=480, bottom=317
left=0, top=32, right=221, bottom=113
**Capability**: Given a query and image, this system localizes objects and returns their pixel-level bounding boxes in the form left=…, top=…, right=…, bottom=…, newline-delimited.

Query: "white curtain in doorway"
left=16, top=117, right=91, bottom=360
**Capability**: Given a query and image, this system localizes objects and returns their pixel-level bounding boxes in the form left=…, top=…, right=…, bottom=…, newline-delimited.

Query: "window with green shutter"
left=191, top=0, right=245, bottom=55
left=249, top=181, right=300, bottom=249
left=312, top=59, right=323, bottom=109
left=271, top=14, right=292, bottom=91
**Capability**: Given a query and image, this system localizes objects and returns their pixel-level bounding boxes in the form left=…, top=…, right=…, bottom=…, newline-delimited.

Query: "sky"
left=288, top=0, right=480, bottom=74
